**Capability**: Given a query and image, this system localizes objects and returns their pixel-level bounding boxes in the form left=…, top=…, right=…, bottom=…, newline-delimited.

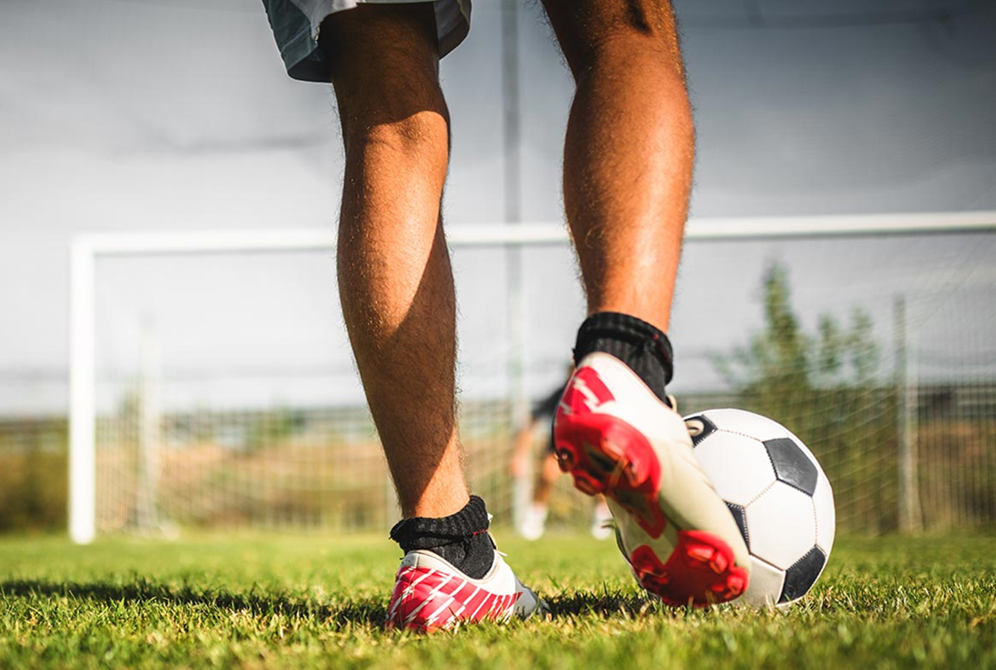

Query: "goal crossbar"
left=73, top=210, right=996, bottom=258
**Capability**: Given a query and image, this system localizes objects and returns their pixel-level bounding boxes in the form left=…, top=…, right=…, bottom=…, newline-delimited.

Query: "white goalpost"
left=69, top=211, right=996, bottom=544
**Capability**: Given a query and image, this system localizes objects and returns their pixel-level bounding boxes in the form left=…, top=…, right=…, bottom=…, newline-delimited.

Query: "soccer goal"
left=69, top=212, right=996, bottom=544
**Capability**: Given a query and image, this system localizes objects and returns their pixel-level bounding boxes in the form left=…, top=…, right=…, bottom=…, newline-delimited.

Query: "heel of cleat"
left=554, top=413, right=667, bottom=537
left=630, top=531, right=749, bottom=607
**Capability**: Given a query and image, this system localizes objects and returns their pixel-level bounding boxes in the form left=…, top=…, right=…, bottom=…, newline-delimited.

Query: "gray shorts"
left=262, top=0, right=471, bottom=83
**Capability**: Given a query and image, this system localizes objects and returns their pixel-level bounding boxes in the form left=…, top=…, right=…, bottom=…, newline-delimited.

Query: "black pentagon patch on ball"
left=686, top=414, right=718, bottom=447
left=726, top=502, right=749, bottom=550
left=764, top=438, right=818, bottom=496
left=779, top=546, right=827, bottom=603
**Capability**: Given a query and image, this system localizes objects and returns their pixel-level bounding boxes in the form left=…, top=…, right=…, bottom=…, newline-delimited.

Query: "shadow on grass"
left=1, top=578, right=680, bottom=627
left=0, top=578, right=386, bottom=629
left=544, top=590, right=660, bottom=619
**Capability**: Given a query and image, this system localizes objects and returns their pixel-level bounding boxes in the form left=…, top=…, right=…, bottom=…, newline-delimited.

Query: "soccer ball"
left=684, top=408, right=835, bottom=607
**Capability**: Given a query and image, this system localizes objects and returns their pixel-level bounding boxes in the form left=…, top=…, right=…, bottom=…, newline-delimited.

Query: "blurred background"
left=1, top=0, right=994, bottom=540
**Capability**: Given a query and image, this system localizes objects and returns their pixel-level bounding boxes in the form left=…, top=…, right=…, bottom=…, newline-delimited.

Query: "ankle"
left=573, top=311, right=674, bottom=403
left=389, top=495, right=495, bottom=580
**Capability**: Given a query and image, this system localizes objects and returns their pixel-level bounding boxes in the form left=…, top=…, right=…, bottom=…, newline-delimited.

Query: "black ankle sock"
left=573, top=312, right=674, bottom=403
left=389, top=495, right=495, bottom=580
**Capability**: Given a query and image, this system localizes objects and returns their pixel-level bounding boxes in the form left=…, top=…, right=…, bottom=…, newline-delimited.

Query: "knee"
left=579, top=32, right=686, bottom=87
left=331, top=49, right=450, bottom=164
left=340, top=106, right=451, bottom=169
left=544, top=1, right=687, bottom=83
left=321, top=4, right=450, bottom=163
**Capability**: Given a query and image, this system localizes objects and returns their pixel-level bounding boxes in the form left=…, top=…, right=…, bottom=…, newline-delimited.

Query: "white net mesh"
left=86, top=224, right=996, bottom=536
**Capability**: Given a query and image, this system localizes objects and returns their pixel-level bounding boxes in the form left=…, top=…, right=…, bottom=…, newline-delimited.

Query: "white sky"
left=1, top=0, right=995, bottom=416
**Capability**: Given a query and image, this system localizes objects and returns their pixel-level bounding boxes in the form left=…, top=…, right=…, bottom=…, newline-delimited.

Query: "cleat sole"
left=630, top=531, right=749, bottom=607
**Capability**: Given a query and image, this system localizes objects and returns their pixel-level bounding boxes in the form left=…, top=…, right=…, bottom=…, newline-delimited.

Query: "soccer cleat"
left=385, top=543, right=545, bottom=632
left=553, top=352, right=751, bottom=606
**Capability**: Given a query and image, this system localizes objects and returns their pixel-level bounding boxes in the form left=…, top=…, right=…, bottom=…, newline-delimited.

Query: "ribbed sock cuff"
left=389, top=495, right=495, bottom=579
left=573, top=312, right=674, bottom=402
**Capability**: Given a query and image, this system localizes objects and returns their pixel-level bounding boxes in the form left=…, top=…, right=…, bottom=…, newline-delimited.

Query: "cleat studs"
left=708, top=553, right=729, bottom=574
left=727, top=575, right=746, bottom=595
left=641, top=571, right=670, bottom=588
left=687, top=546, right=714, bottom=563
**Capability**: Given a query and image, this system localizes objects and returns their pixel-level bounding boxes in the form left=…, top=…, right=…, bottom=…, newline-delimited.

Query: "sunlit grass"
left=1, top=533, right=994, bottom=669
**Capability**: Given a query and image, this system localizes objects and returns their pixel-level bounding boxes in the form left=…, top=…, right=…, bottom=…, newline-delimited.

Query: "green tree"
left=715, top=261, right=879, bottom=399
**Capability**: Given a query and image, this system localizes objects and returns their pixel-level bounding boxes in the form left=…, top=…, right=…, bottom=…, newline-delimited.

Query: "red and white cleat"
left=385, top=546, right=545, bottom=633
left=554, top=352, right=751, bottom=607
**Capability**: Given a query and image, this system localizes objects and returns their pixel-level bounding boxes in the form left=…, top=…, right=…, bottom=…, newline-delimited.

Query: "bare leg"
left=533, top=453, right=562, bottom=505
left=323, top=5, right=467, bottom=519
left=545, top=2, right=752, bottom=605
left=542, top=0, right=694, bottom=331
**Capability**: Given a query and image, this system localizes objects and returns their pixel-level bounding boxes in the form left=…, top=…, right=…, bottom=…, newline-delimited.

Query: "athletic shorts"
left=262, top=0, right=472, bottom=83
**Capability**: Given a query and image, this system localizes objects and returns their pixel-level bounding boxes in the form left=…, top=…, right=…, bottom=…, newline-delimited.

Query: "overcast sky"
left=1, top=0, right=994, bottom=416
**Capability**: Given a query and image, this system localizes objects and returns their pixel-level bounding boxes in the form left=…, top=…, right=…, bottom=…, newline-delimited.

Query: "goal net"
left=70, top=214, right=996, bottom=542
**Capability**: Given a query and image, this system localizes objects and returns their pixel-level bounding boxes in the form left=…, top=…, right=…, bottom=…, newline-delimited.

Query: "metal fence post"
left=895, top=296, right=923, bottom=533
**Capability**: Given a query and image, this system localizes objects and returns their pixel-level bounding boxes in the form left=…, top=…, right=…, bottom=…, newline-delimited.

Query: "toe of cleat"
left=630, top=531, right=749, bottom=607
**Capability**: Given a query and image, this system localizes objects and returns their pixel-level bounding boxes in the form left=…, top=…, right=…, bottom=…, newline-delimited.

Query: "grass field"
left=1, top=532, right=994, bottom=669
